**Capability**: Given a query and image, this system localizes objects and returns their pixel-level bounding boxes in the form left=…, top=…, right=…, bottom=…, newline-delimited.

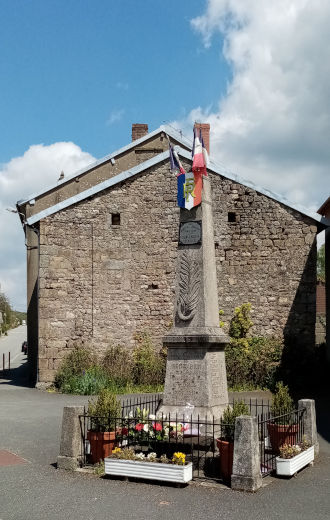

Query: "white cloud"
left=0, top=142, right=95, bottom=310
left=106, top=109, right=125, bottom=126
left=176, top=0, right=330, bottom=211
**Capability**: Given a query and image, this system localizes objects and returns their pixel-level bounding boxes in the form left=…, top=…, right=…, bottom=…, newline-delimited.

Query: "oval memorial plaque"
left=179, top=221, right=202, bottom=245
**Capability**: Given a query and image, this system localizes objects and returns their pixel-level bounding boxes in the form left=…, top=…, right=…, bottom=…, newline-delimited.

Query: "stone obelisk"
left=160, top=173, right=229, bottom=419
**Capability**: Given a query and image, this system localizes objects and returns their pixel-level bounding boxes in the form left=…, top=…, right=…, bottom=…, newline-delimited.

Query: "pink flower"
left=135, top=423, right=144, bottom=431
left=153, top=422, right=163, bottom=431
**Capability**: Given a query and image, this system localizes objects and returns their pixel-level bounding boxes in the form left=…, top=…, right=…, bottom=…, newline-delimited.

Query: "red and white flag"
left=192, top=128, right=207, bottom=176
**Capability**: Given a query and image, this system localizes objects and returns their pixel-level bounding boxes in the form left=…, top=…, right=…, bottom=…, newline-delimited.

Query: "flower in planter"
left=147, top=452, right=157, bottom=462
left=278, top=437, right=312, bottom=459
left=172, top=452, right=186, bottom=465
left=135, top=452, right=146, bottom=461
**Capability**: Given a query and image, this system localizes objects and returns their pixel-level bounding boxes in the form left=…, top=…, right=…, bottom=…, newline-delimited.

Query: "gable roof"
left=24, top=144, right=330, bottom=229
left=17, top=125, right=192, bottom=207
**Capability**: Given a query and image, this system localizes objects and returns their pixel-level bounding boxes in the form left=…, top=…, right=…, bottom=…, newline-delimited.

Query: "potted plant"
left=267, top=382, right=298, bottom=453
left=104, top=448, right=193, bottom=484
left=87, top=388, right=122, bottom=464
left=216, top=401, right=250, bottom=484
left=276, top=437, right=314, bottom=476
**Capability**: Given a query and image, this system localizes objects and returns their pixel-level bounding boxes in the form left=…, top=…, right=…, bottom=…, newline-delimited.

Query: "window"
left=111, top=213, right=121, bottom=226
left=228, top=212, right=236, bottom=223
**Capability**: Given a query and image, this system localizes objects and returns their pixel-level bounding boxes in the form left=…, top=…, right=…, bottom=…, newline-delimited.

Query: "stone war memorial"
left=160, top=133, right=229, bottom=419
left=55, top=125, right=322, bottom=491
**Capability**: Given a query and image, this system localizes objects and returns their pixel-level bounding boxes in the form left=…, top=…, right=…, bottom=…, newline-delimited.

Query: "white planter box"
left=276, top=446, right=314, bottom=476
left=104, top=458, right=193, bottom=483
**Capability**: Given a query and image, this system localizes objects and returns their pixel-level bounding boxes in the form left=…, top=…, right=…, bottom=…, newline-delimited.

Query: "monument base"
left=159, top=331, right=229, bottom=420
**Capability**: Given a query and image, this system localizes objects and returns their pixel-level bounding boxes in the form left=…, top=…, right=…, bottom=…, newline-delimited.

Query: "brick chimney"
left=132, top=124, right=149, bottom=142
left=194, top=122, right=210, bottom=154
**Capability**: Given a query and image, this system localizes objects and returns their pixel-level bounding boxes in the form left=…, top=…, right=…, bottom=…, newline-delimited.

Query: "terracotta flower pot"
left=267, top=423, right=299, bottom=453
left=216, top=438, right=234, bottom=484
left=87, top=431, right=117, bottom=464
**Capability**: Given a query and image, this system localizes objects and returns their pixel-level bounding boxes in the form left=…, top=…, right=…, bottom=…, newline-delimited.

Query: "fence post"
left=57, top=406, right=85, bottom=471
left=298, top=399, right=319, bottom=456
left=231, top=415, right=263, bottom=492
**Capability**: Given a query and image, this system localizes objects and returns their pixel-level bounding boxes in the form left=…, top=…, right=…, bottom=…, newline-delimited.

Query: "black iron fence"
left=79, top=396, right=307, bottom=482
left=258, top=408, right=306, bottom=476
left=81, top=410, right=233, bottom=482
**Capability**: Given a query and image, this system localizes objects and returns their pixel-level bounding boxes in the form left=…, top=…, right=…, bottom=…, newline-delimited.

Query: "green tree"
left=317, top=244, right=325, bottom=281
left=0, top=292, right=12, bottom=334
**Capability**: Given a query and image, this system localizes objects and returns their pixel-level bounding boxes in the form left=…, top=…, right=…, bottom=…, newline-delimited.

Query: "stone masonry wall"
left=38, top=161, right=317, bottom=382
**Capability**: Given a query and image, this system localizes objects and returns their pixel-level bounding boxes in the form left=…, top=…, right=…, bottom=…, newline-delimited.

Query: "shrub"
left=55, top=345, right=97, bottom=390
left=60, top=366, right=109, bottom=395
left=271, top=381, right=294, bottom=418
left=102, top=344, right=133, bottom=386
left=229, top=303, right=253, bottom=339
left=221, top=401, right=250, bottom=442
left=132, top=332, right=166, bottom=387
left=225, top=336, right=283, bottom=390
left=88, top=388, right=122, bottom=431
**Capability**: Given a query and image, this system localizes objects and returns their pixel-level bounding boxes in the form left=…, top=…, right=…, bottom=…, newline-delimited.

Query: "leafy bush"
left=225, top=336, right=283, bottom=391
left=55, top=345, right=97, bottom=390
left=88, top=388, right=122, bottom=431
left=229, top=303, right=253, bottom=339
left=132, top=332, right=167, bottom=386
left=54, top=335, right=166, bottom=394
left=60, top=366, right=109, bottom=395
left=271, top=382, right=294, bottom=418
left=221, top=401, right=250, bottom=442
left=102, top=344, right=133, bottom=386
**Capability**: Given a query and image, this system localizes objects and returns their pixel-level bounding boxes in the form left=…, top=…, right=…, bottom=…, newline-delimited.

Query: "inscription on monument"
left=179, top=221, right=202, bottom=246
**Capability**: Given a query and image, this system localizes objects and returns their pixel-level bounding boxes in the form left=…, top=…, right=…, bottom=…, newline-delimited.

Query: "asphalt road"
left=0, top=325, right=27, bottom=371
left=0, top=338, right=329, bottom=520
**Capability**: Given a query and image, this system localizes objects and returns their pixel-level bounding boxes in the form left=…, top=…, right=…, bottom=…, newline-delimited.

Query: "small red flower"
left=121, top=427, right=128, bottom=436
left=135, top=423, right=144, bottom=431
left=153, top=422, right=163, bottom=431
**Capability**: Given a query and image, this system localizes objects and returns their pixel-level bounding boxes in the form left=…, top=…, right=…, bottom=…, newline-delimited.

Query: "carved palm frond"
left=177, top=251, right=200, bottom=321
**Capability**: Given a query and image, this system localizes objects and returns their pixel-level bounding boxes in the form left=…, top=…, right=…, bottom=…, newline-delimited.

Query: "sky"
left=0, top=0, right=329, bottom=311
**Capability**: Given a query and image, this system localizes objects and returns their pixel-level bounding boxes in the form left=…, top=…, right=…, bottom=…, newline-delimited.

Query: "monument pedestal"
left=160, top=335, right=228, bottom=419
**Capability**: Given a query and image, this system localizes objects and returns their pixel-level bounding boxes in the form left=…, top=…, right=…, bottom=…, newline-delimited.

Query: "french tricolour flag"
left=192, top=128, right=208, bottom=176
left=177, top=169, right=202, bottom=210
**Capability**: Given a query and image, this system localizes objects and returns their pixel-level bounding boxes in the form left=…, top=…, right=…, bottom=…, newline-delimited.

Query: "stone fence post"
left=298, top=399, right=319, bottom=456
left=231, top=415, right=262, bottom=492
left=57, top=406, right=85, bottom=471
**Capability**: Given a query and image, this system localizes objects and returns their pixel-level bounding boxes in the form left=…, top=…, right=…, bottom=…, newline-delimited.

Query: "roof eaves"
left=26, top=150, right=170, bottom=226
left=18, top=125, right=192, bottom=207
left=317, top=196, right=330, bottom=215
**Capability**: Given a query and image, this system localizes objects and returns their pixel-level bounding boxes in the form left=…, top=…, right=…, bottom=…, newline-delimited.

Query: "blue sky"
left=0, top=0, right=329, bottom=310
left=0, top=0, right=228, bottom=162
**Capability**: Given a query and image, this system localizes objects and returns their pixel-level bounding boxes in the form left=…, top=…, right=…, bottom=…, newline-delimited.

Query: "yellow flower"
left=172, top=452, right=186, bottom=465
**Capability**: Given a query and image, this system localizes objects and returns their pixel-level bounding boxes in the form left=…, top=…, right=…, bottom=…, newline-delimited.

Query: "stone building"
left=17, top=124, right=330, bottom=383
left=317, top=197, right=330, bottom=361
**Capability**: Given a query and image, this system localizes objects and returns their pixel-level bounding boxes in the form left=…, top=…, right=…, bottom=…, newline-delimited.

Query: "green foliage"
left=221, top=401, right=250, bottom=442
left=132, top=332, right=167, bottom=387
left=54, top=334, right=166, bottom=395
left=102, top=344, right=132, bottom=386
left=54, top=345, right=97, bottom=390
left=94, top=461, right=105, bottom=476
left=229, top=303, right=253, bottom=339
left=317, top=244, right=325, bottom=282
left=225, top=336, right=283, bottom=391
left=60, top=366, right=109, bottom=395
left=271, top=381, right=294, bottom=418
left=88, top=388, right=122, bottom=431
